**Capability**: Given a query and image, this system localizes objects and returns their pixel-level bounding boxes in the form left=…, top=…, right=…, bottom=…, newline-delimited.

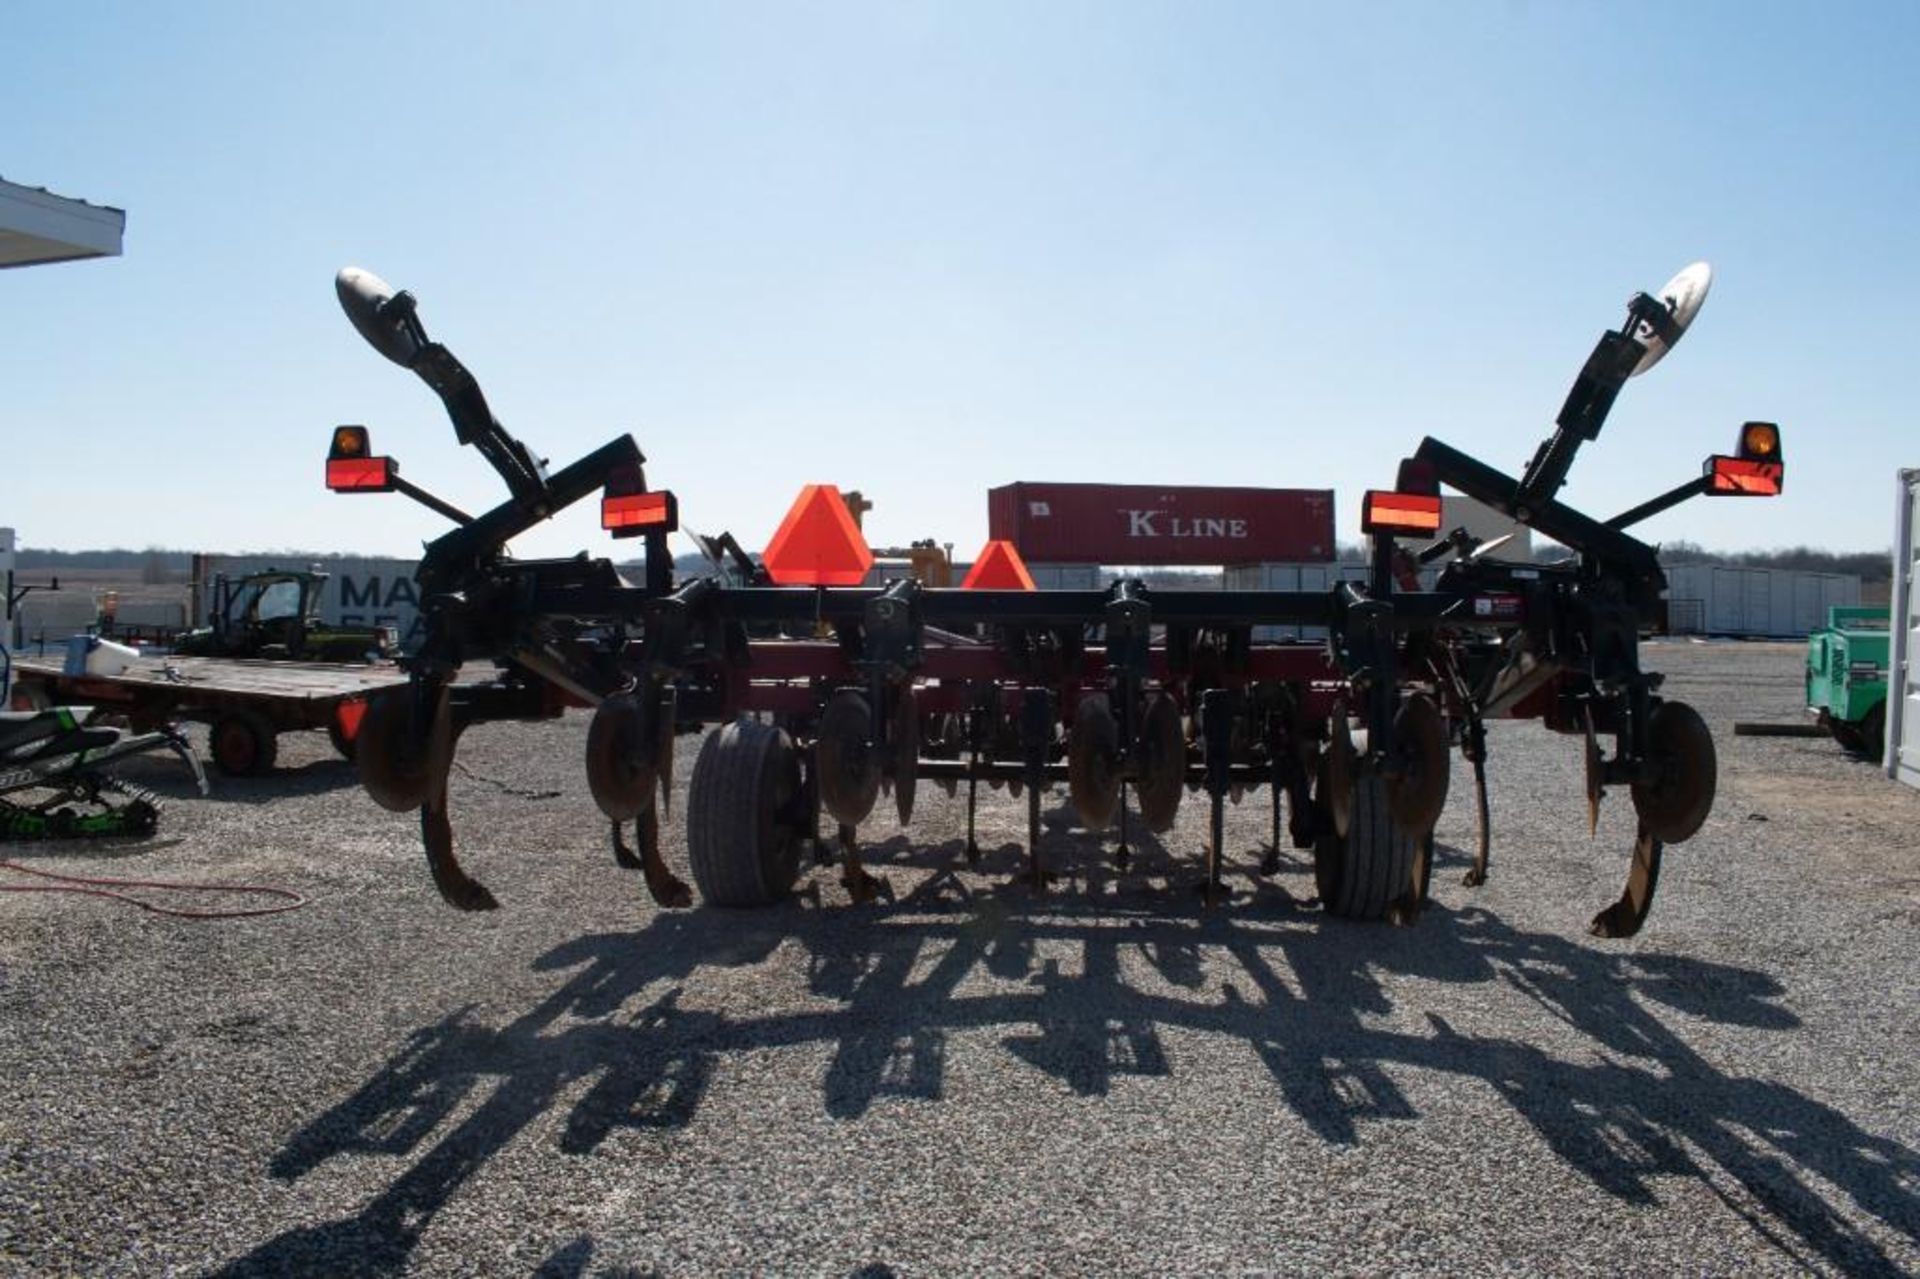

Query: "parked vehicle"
left=0, top=704, right=205, bottom=839
left=174, top=569, right=396, bottom=663
left=10, top=652, right=406, bottom=777
left=1807, top=606, right=1890, bottom=760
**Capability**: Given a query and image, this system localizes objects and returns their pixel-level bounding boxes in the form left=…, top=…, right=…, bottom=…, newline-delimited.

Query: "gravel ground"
left=2, top=640, right=1917, bottom=1277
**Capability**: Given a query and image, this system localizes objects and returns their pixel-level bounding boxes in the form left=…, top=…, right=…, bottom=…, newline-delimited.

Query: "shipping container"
left=1661, top=564, right=1862, bottom=639
left=197, top=555, right=425, bottom=651
left=988, top=483, right=1334, bottom=567
left=1222, top=561, right=1419, bottom=642
left=1888, top=468, right=1920, bottom=789
left=1025, top=564, right=1104, bottom=590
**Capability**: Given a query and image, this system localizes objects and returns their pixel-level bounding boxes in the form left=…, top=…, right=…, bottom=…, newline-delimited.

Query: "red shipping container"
left=986, top=483, right=1335, bottom=566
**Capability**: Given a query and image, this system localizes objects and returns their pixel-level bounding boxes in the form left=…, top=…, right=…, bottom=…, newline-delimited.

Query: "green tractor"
left=174, top=569, right=397, bottom=663
left=1807, top=605, right=1890, bottom=761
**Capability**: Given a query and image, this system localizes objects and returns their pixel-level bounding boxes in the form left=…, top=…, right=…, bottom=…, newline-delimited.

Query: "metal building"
left=2, top=179, right=125, bottom=702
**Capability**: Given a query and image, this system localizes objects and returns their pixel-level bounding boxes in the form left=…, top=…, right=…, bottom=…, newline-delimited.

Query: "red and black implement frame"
left=324, top=262, right=1782, bottom=936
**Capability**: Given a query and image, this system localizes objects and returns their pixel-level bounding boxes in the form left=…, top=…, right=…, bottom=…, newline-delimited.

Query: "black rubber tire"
left=210, top=711, right=279, bottom=777
left=1829, top=719, right=1865, bottom=754
left=687, top=718, right=804, bottom=907
left=1314, top=769, right=1418, bottom=921
left=1858, top=701, right=1887, bottom=765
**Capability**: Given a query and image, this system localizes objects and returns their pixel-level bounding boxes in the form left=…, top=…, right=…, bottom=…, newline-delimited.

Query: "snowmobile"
left=0, top=706, right=208, bottom=841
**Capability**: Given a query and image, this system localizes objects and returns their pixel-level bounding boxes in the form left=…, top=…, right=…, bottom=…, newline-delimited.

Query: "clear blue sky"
left=5, top=3, right=1916, bottom=562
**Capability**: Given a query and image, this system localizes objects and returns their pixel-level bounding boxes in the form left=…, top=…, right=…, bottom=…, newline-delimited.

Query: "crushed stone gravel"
left=1, top=640, right=1916, bottom=1276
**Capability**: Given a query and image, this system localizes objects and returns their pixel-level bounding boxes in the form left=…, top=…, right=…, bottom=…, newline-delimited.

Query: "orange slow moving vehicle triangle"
left=960, top=539, right=1036, bottom=590
left=762, top=485, right=875, bottom=586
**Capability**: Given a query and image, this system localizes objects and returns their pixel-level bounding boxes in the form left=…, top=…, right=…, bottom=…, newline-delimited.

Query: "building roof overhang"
left=0, top=177, right=125, bottom=268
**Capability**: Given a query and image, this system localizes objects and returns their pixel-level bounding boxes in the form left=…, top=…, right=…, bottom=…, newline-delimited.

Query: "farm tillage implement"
left=322, top=262, right=1784, bottom=936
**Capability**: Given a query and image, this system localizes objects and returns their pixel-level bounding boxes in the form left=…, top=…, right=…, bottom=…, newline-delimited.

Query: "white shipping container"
left=1025, top=564, right=1103, bottom=591
left=1661, top=563, right=1860, bottom=638
left=1888, top=468, right=1920, bottom=789
left=1223, top=561, right=1426, bottom=642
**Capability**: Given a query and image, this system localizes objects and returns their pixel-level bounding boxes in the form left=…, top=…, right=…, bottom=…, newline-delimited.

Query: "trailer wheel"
left=211, top=711, right=279, bottom=777
left=11, top=681, right=51, bottom=712
left=1313, top=766, right=1418, bottom=921
left=687, top=718, right=805, bottom=907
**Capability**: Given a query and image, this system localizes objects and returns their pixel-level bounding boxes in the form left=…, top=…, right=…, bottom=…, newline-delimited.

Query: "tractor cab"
left=223, top=571, right=319, bottom=649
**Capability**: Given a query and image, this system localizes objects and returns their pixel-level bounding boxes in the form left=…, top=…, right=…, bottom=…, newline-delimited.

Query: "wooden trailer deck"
left=10, top=654, right=408, bottom=776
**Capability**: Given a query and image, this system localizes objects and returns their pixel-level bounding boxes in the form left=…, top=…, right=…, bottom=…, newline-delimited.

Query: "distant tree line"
left=15, top=547, right=195, bottom=571
left=615, top=555, right=721, bottom=578
left=1333, top=539, right=1892, bottom=581
left=1654, top=540, right=1891, bottom=581
left=14, top=547, right=416, bottom=570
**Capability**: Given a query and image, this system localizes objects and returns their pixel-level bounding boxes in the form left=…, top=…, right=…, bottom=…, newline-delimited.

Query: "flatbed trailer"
left=9, top=653, right=407, bottom=777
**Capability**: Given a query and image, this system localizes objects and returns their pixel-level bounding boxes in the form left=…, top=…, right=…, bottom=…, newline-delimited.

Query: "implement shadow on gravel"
left=105, top=747, right=365, bottom=806
left=221, top=869, right=1920, bottom=1277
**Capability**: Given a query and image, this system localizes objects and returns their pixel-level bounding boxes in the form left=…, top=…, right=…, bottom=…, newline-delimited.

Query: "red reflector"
left=1707, top=456, right=1783, bottom=496
left=762, top=485, right=874, bottom=586
left=602, top=490, right=678, bottom=533
left=960, top=540, right=1036, bottom=590
left=1361, top=490, right=1443, bottom=535
left=335, top=698, right=367, bottom=743
left=327, top=456, right=395, bottom=491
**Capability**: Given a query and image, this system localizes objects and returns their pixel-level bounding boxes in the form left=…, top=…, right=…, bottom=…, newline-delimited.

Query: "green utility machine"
left=174, top=569, right=396, bottom=663
left=1807, top=606, right=1890, bottom=760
